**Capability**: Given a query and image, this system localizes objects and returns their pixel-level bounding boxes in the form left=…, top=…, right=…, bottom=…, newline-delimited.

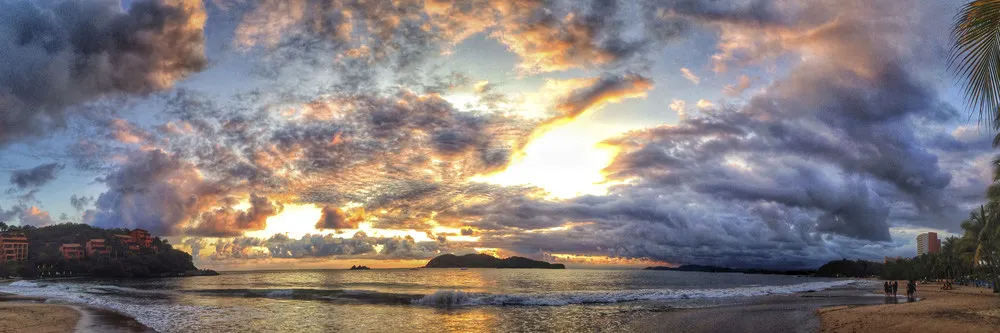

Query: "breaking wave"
left=0, top=281, right=219, bottom=332
left=413, top=279, right=864, bottom=308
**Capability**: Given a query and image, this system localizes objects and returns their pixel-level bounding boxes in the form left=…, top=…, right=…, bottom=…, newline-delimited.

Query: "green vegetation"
left=0, top=222, right=206, bottom=279
left=815, top=259, right=883, bottom=278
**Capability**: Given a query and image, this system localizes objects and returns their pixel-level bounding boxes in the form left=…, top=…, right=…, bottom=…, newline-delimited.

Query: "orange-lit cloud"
left=680, top=67, right=701, bottom=85
left=544, top=253, right=671, bottom=267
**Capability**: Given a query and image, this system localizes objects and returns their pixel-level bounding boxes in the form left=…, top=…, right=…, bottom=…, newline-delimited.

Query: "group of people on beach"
left=884, top=280, right=917, bottom=300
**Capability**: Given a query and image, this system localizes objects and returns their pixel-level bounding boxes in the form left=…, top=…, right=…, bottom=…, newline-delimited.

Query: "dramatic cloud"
left=0, top=0, right=208, bottom=146
left=315, top=206, right=362, bottom=230
left=234, top=0, right=662, bottom=75
left=208, top=232, right=467, bottom=260
left=1, top=0, right=987, bottom=269
left=9, top=163, right=62, bottom=189
left=187, top=194, right=282, bottom=237
left=86, top=149, right=235, bottom=236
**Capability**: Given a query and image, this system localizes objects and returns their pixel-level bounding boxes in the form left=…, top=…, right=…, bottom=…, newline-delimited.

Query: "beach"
left=632, top=281, right=1000, bottom=333
left=0, top=303, right=80, bottom=333
left=820, top=282, right=1000, bottom=332
left=0, top=293, right=153, bottom=333
left=630, top=286, right=886, bottom=332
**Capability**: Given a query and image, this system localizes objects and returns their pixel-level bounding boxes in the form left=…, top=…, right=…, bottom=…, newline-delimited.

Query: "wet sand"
left=630, top=287, right=885, bottom=332
left=819, top=282, right=1000, bottom=333
left=0, top=294, right=154, bottom=333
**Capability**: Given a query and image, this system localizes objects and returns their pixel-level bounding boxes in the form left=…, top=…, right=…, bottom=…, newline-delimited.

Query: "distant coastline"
left=425, top=254, right=565, bottom=269
left=644, top=264, right=816, bottom=276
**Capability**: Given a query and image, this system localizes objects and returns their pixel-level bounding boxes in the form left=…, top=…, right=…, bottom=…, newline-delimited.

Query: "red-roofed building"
left=86, top=239, right=109, bottom=257
left=129, top=229, right=152, bottom=248
left=0, top=233, right=28, bottom=263
left=60, top=244, right=83, bottom=260
left=114, top=234, right=140, bottom=253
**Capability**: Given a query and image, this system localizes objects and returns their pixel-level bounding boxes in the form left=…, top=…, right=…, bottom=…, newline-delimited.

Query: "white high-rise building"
left=916, top=232, right=940, bottom=256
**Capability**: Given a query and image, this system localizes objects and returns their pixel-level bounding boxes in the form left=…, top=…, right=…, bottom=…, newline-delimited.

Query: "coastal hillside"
left=644, top=265, right=816, bottom=276
left=425, top=253, right=565, bottom=269
left=0, top=222, right=209, bottom=279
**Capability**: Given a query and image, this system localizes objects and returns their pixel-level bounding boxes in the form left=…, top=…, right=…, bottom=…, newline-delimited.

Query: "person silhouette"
left=892, top=281, right=898, bottom=297
left=907, top=280, right=917, bottom=300
left=884, top=281, right=891, bottom=297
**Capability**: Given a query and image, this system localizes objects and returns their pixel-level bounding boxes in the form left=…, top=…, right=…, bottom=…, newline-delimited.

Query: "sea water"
left=0, top=269, right=869, bottom=332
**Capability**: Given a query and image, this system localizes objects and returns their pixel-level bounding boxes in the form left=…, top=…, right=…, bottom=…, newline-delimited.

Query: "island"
left=424, top=253, right=565, bottom=269
left=348, top=265, right=371, bottom=270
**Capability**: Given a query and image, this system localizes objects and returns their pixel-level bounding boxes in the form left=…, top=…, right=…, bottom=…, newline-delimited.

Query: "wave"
left=180, top=288, right=422, bottom=304
left=0, top=281, right=218, bottom=333
left=413, top=279, right=864, bottom=308
left=0, top=278, right=867, bottom=330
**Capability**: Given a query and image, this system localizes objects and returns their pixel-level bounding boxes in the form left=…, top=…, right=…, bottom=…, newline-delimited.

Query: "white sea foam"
left=0, top=281, right=218, bottom=333
left=8, top=280, right=39, bottom=288
left=414, top=279, right=863, bottom=308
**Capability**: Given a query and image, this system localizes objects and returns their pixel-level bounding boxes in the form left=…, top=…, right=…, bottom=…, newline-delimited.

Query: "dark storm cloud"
left=70, top=194, right=93, bottom=211
left=9, top=163, right=62, bottom=189
left=86, top=149, right=236, bottom=236
left=0, top=0, right=207, bottom=146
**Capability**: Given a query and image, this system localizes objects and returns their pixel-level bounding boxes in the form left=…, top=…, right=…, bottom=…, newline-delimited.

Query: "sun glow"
left=474, top=121, right=625, bottom=198
left=242, top=204, right=481, bottom=243
left=545, top=253, right=670, bottom=267
left=244, top=203, right=325, bottom=239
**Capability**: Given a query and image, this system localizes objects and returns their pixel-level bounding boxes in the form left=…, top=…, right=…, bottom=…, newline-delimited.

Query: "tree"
left=952, top=0, right=1000, bottom=138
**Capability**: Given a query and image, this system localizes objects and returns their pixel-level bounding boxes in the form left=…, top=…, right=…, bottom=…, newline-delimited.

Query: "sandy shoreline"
left=632, top=281, right=999, bottom=333
left=629, top=285, right=886, bottom=332
left=0, top=302, right=81, bottom=333
left=0, top=293, right=154, bottom=333
left=819, top=282, right=1000, bottom=332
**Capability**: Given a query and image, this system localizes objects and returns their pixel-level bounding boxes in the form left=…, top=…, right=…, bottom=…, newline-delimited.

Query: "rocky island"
left=424, top=253, right=565, bottom=269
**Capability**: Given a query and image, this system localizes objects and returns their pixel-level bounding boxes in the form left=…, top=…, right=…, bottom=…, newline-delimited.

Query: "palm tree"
left=952, top=0, right=1000, bottom=139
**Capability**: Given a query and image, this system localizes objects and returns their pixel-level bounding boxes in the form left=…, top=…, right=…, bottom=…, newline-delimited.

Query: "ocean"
left=0, top=269, right=870, bottom=332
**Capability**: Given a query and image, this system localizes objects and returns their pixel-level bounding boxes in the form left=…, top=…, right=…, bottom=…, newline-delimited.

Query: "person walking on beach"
left=884, top=281, right=891, bottom=296
left=892, top=281, right=898, bottom=297
left=906, top=280, right=917, bottom=300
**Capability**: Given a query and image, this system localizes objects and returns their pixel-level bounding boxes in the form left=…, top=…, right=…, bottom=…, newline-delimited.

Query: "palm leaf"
left=951, top=0, right=1000, bottom=136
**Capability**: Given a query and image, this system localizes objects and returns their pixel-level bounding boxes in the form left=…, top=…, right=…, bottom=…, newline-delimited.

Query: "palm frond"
left=951, top=0, right=1000, bottom=137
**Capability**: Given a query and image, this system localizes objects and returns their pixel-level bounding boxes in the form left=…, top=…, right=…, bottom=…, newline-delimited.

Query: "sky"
left=0, top=0, right=994, bottom=270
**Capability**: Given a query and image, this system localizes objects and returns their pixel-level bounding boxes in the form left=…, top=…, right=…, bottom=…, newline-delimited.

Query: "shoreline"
left=629, top=283, right=886, bottom=332
left=819, top=282, right=1000, bottom=332
left=0, top=293, right=154, bottom=333
left=630, top=281, right=1000, bottom=333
